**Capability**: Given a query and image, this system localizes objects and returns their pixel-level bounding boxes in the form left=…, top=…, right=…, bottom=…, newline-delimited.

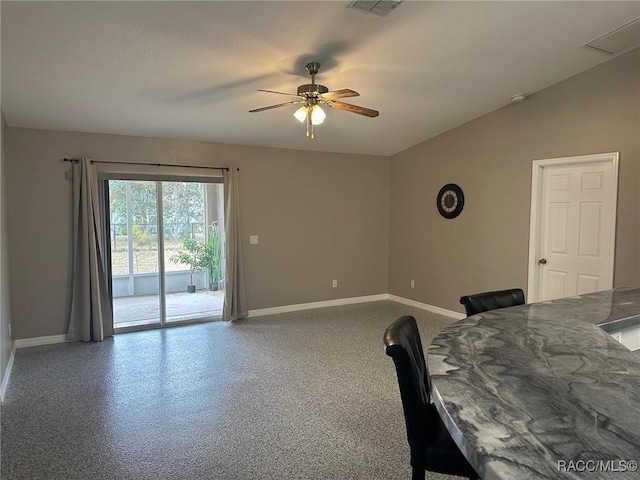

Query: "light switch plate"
left=250, top=235, right=259, bottom=244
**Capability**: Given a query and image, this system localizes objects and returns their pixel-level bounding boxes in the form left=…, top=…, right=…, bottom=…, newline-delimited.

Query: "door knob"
left=538, top=258, right=547, bottom=265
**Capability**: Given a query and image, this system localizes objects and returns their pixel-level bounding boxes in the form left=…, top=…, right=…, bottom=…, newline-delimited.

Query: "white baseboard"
left=248, top=294, right=389, bottom=318
left=247, top=293, right=465, bottom=321
left=9, top=296, right=461, bottom=351
left=1, top=342, right=16, bottom=403
left=387, top=294, right=465, bottom=320
left=14, top=334, right=75, bottom=349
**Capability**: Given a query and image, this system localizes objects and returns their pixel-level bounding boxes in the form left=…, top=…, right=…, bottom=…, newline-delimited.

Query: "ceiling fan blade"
left=320, top=89, right=360, bottom=99
left=327, top=100, right=379, bottom=118
left=258, top=89, right=299, bottom=97
left=249, top=100, right=303, bottom=113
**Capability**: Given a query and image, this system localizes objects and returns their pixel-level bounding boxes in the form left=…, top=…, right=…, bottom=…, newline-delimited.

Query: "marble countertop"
left=427, top=288, right=640, bottom=480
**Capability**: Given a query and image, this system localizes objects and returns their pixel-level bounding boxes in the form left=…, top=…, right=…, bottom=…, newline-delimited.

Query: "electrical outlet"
left=332, top=280, right=338, bottom=288
left=249, top=235, right=259, bottom=245
left=410, top=280, right=415, bottom=288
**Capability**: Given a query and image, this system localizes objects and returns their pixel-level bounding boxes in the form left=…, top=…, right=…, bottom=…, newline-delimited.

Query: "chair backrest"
left=384, top=316, right=432, bottom=460
left=459, top=288, right=525, bottom=317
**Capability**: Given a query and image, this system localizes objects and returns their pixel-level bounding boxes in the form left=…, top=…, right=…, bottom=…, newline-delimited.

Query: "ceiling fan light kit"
left=293, top=104, right=326, bottom=138
left=293, top=106, right=309, bottom=123
left=294, top=105, right=326, bottom=125
left=250, top=62, right=378, bottom=139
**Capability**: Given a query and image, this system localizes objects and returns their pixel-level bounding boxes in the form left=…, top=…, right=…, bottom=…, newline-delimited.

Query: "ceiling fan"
left=249, top=62, right=379, bottom=139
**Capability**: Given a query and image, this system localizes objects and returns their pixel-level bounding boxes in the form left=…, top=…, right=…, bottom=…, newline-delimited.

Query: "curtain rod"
left=63, top=158, right=235, bottom=171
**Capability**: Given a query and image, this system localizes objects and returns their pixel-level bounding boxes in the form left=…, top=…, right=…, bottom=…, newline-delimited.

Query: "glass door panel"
left=110, top=180, right=162, bottom=329
left=163, top=181, right=225, bottom=323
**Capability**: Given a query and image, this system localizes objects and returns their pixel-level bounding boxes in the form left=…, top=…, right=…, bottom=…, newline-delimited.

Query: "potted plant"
left=170, top=237, right=207, bottom=293
left=204, top=222, right=223, bottom=291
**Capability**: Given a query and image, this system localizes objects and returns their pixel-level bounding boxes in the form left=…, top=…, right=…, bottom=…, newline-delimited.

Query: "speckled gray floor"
left=1, top=301, right=467, bottom=480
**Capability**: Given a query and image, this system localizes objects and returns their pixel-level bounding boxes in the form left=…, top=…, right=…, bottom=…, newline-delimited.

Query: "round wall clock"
left=436, top=184, right=464, bottom=219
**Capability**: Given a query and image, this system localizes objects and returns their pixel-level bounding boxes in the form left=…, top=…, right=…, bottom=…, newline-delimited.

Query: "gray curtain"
left=222, top=169, right=248, bottom=321
left=68, top=158, right=114, bottom=341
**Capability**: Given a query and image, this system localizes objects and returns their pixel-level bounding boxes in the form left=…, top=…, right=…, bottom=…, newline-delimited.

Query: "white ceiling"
left=2, top=1, right=638, bottom=156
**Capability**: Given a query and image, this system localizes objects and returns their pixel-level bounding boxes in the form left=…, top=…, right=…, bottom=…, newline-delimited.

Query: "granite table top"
left=427, top=288, right=640, bottom=480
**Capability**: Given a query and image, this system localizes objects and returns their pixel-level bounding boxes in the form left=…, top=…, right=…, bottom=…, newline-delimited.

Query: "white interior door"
left=528, top=153, right=618, bottom=302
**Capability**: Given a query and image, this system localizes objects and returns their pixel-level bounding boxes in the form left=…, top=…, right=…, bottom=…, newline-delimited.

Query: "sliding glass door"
left=162, top=181, right=225, bottom=324
left=109, top=179, right=225, bottom=331
left=109, top=180, right=161, bottom=328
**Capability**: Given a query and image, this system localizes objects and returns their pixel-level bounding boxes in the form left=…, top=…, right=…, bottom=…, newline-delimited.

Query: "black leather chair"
left=384, top=316, right=479, bottom=480
left=460, top=288, right=525, bottom=317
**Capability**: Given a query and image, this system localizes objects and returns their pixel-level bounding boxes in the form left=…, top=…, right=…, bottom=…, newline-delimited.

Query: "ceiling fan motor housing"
left=297, top=84, right=329, bottom=96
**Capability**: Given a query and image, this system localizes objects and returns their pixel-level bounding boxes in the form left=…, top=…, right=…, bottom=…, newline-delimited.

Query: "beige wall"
left=389, top=49, right=640, bottom=313
left=1, top=112, right=14, bottom=384
left=5, top=49, right=639, bottom=339
left=6, top=130, right=389, bottom=339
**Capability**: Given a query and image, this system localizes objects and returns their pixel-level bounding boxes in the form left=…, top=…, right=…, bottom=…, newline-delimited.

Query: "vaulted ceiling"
left=2, top=1, right=638, bottom=156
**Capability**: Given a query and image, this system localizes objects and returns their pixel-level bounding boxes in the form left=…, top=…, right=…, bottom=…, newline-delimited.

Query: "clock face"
left=436, top=184, right=464, bottom=219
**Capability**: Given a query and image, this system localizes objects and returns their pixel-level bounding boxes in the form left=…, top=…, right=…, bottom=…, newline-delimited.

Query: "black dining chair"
left=459, top=288, right=525, bottom=317
left=384, top=316, right=480, bottom=480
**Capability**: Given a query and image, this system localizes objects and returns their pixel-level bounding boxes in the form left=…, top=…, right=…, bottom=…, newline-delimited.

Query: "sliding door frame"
left=100, top=170, right=224, bottom=334
left=156, top=181, right=168, bottom=329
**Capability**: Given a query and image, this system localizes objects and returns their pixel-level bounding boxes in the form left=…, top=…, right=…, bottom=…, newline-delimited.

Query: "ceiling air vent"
left=348, top=1, right=402, bottom=17
left=584, top=17, right=640, bottom=55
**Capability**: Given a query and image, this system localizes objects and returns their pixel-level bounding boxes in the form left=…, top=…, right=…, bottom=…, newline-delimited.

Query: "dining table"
left=427, top=288, right=640, bottom=479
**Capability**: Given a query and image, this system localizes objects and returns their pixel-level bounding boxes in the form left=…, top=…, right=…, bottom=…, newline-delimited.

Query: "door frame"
left=527, top=152, right=619, bottom=302
left=105, top=178, right=224, bottom=333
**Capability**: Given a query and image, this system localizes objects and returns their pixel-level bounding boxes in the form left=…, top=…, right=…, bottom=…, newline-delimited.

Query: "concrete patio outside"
left=113, top=289, right=224, bottom=328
